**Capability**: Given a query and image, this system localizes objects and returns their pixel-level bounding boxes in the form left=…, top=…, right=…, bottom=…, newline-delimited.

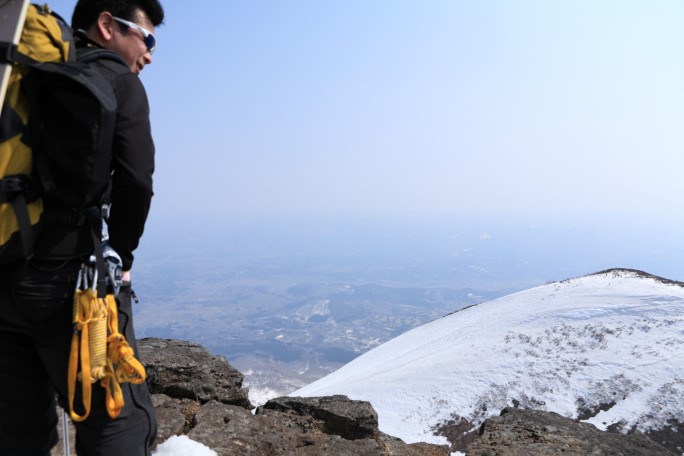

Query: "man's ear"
left=95, top=11, right=116, bottom=43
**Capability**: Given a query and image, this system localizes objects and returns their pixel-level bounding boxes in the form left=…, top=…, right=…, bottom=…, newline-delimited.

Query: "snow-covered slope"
left=292, top=269, right=684, bottom=447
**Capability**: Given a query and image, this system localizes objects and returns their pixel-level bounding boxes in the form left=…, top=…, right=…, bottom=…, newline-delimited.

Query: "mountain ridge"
left=588, top=267, right=684, bottom=286
left=293, top=268, right=684, bottom=454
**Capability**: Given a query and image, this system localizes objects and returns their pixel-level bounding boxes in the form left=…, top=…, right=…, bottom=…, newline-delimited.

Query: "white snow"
left=152, top=435, right=217, bottom=456
left=248, top=385, right=285, bottom=407
left=292, top=270, right=684, bottom=447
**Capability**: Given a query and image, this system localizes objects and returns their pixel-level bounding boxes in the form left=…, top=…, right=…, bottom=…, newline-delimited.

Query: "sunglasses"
left=112, top=16, right=157, bottom=54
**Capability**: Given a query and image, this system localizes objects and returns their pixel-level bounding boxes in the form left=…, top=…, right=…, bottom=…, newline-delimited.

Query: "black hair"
left=72, top=0, right=164, bottom=30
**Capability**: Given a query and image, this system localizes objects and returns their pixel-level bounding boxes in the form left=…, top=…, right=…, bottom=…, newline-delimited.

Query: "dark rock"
left=575, top=397, right=616, bottom=420
left=257, top=395, right=379, bottom=440
left=184, top=399, right=448, bottom=456
left=188, top=400, right=308, bottom=455
left=151, top=394, right=201, bottom=444
left=467, top=407, right=676, bottom=456
left=643, top=419, right=684, bottom=456
left=431, top=414, right=479, bottom=451
left=141, top=338, right=449, bottom=456
left=380, top=435, right=456, bottom=456
left=138, top=338, right=252, bottom=409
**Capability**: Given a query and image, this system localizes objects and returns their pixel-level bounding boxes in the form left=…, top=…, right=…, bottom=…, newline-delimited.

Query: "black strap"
left=0, top=37, right=126, bottom=68
left=0, top=42, right=38, bottom=67
left=0, top=175, right=38, bottom=258
left=0, top=42, right=16, bottom=65
left=0, top=100, right=27, bottom=143
left=8, top=194, right=34, bottom=259
left=11, top=194, right=34, bottom=258
left=76, top=47, right=128, bottom=68
left=40, top=203, right=86, bottom=226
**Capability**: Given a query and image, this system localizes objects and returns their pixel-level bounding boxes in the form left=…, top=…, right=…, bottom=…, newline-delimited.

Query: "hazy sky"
left=48, top=0, right=684, bottom=219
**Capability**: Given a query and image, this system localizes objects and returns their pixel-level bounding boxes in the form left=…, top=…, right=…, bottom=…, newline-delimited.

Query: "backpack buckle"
left=0, top=42, right=18, bottom=65
left=0, top=176, right=30, bottom=193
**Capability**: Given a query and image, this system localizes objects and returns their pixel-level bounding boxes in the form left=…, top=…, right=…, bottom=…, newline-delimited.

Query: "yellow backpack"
left=0, top=4, right=120, bottom=266
left=0, top=3, right=69, bottom=263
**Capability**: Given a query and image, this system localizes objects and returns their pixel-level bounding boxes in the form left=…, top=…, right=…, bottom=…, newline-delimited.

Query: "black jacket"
left=92, top=55, right=155, bottom=271
left=34, top=50, right=154, bottom=271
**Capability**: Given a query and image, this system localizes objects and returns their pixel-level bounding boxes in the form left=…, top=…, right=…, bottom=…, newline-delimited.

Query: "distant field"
left=131, top=215, right=684, bottom=402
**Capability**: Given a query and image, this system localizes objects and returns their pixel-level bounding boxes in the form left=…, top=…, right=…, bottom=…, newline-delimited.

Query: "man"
left=0, top=0, right=164, bottom=454
left=71, top=0, right=163, bottom=277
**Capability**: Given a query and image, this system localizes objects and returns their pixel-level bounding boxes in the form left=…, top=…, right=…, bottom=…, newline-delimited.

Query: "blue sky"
left=47, top=0, right=684, bottom=219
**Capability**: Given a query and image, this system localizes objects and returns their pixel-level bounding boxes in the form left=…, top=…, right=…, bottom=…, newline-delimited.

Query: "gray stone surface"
left=138, top=338, right=252, bottom=409
left=257, top=395, right=379, bottom=440
left=142, top=338, right=450, bottom=455
left=467, top=407, right=676, bottom=456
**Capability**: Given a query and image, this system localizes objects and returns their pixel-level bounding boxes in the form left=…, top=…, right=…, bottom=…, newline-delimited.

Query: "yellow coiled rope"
left=67, top=266, right=146, bottom=422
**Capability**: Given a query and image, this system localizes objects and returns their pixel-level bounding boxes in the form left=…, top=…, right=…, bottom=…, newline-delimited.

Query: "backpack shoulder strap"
left=76, top=48, right=128, bottom=68
left=0, top=42, right=37, bottom=67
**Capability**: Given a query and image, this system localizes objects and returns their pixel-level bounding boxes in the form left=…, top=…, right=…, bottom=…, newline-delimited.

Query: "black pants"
left=0, top=259, right=157, bottom=455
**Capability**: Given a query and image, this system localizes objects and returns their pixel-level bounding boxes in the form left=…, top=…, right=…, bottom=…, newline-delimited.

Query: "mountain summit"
left=293, top=268, right=683, bottom=453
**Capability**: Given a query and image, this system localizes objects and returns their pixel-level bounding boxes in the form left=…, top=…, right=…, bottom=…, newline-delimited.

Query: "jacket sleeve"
left=106, top=72, right=155, bottom=271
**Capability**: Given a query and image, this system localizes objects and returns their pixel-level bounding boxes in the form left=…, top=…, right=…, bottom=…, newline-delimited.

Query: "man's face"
left=107, top=9, right=156, bottom=74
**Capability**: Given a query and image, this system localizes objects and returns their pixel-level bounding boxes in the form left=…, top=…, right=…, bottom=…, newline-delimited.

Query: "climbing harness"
left=67, top=260, right=146, bottom=422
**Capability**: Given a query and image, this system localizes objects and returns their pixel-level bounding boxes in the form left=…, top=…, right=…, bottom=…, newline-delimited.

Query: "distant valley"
left=133, top=271, right=502, bottom=402
left=131, top=214, right=684, bottom=403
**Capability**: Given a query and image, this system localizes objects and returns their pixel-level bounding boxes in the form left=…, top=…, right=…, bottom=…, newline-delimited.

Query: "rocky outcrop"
left=141, top=338, right=449, bottom=455
left=258, top=395, right=380, bottom=441
left=139, top=338, right=252, bottom=409
left=466, top=407, right=676, bottom=456
left=433, top=407, right=680, bottom=455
